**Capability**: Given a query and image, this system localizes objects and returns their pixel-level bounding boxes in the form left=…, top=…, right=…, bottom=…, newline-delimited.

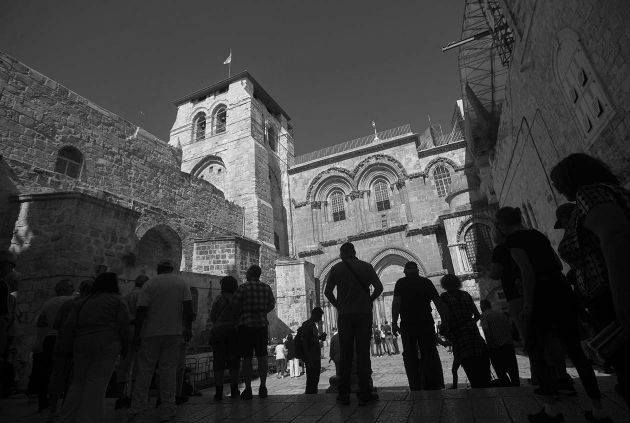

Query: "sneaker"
left=336, top=393, right=350, bottom=405
left=259, top=386, right=268, bottom=398
left=358, top=393, right=379, bottom=406
left=240, top=387, right=253, bottom=400
left=527, top=409, right=564, bottom=423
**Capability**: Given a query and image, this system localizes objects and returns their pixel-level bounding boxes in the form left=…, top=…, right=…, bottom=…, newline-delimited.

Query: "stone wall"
left=0, top=52, right=245, bottom=274
left=491, top=0, right=630, bottom=243
left=275, top=260, right=316, bottom=332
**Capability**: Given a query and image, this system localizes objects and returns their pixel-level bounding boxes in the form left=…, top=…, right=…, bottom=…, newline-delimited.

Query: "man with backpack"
left=324, top=242, right=383, bottom=406
left=295, top=307, right=326, bottom=394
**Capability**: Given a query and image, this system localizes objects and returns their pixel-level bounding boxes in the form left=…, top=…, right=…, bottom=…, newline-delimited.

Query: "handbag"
left=582, top=320, right=629, bottom=366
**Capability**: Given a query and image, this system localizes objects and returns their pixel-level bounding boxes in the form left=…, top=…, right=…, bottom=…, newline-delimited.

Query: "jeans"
left=131, top=335, right=183, bottom=417
left=488, top=344, right=519, bottom=386
left=461, top=352, right=491, bottom=388
left=305, top=350, right=320, bottom=393
left=60, top=340, right=120, bottom=423
left=400, top=324, right=444, bottom=390
left=29, top=335, right=56, bottom=410
left=288, top=358, right=300, bottom=377
left=338, top=313, right=372, bottom=396
left=529, top=325, right=600, bottom=399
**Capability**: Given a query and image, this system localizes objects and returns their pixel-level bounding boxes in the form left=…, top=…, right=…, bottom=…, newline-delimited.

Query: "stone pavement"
left=1, top=347, right=628, bottom=422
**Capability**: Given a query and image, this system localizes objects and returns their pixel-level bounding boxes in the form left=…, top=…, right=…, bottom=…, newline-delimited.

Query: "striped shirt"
left=480, top=309, right=513, bottom=349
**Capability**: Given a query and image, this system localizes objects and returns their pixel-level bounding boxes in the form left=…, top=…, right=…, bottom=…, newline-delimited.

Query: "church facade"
left=0, top=51, right=499, bottom=348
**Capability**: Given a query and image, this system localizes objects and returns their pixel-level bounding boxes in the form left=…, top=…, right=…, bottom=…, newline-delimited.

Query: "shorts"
left=238, top=326, right=268, bottom=358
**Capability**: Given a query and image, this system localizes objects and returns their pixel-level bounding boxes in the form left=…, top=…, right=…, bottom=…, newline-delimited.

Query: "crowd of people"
left=0, top=153, right=629, bottom=423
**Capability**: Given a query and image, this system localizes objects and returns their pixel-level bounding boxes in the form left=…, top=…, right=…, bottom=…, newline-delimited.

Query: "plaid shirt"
left=232, top=280, right=276, bottom=328
left=440, top=290, right=486, bottom=360
left=558, top=183, right=630, bottom=301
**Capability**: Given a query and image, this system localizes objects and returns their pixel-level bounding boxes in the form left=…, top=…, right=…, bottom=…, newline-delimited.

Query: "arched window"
left=330, top=190, right=345, bottom=222
left=433, top=164, right=452, bottom=198
left=193, top=112, right=206, bottom=141
left=464, top=223, right=493, bottom=272
left=266, top=125, right=278, bottom=151
left=54, top=146, right=83, bottom=178
left=374, top=180, right=390, bottom=211
left=213, top=105, right=227, bottom=134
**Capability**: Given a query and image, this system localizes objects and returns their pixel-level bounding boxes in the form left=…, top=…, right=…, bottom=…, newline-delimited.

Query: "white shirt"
left=137, top=273, right=192, bottom=338
left=275, top=343, right=286, bottom=360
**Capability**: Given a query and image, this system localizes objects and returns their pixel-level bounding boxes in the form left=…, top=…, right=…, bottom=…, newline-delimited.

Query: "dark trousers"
left=461, top=352, right=491, bottom=388
left=305, top=350, right=321, bottom=394
left=529, top=325, right=600, bottom=399
left=28, top=335, right=56, bottom=409
left=338, top=313, right=372, bottom=396
left=488, top=344, right=519, bottom=386
left=400, top=324, right=444, bottom=390
left=392, top=337, right=400, bottom=354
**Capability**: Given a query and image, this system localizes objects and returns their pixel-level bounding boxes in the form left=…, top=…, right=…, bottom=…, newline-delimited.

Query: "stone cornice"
left=12, top=191, right=142, bottom=217
left=297, top=248, right=324, bottom=258
left=405, top=224, right=441, bottom=237
left=289, top=133, right=418, bottom=174
left=417, top=140, right=467, bottom=159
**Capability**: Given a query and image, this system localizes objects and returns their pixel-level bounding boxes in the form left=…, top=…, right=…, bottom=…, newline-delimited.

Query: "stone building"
left=1, top=47, right=498, bottom=347
left=456, top=0, right=630, bottom=248
left=288, top=107, right=497, bottom=334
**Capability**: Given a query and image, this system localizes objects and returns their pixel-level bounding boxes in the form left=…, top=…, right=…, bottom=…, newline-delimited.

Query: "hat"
left=554, top=203, right=576, bottom=229
left=0, top=250, right=17, bottom=267
left=404, top=261, right=419, bottom=271
left=157, top=260, right=174, bottom=268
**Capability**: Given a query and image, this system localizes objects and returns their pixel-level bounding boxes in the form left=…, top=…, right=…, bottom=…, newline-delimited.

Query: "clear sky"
left=0, top=0, right=464, bottom=156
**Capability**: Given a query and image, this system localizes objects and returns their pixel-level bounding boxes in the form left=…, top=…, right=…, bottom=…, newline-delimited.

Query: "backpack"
left=293, top=325, right=306, bottom=360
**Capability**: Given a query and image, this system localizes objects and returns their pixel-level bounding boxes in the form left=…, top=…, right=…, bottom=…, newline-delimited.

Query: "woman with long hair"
left=439, top=274, right=490, bottom=388
left=551, top=153, right=630, bottom=412
left=59, top=272, right=130, bottom=423
left=496, top=206, right=611, bottom=423
left=209, top=275, right=240, bottom=401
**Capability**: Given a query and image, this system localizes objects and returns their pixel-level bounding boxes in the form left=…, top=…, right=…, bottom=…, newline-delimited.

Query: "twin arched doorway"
left=319, top=248, right=425, bottom=335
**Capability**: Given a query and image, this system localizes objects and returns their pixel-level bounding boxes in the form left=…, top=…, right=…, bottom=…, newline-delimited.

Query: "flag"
left=223, top=51, right=231, bottom=65
left=372, top=121, right=376, bottom=128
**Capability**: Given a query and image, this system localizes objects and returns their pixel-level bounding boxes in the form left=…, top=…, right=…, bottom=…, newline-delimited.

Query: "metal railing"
left=293, top=124, right=413, bottom=165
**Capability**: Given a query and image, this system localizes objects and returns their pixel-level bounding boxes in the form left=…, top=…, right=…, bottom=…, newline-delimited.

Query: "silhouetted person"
left=392, top=261, right=448, bottom=390
left=479, top=300, right=519, bottom=387
left=209, top=275, right=240, bottom=400
left=285, top=334, right=299, bottom=378
left=232, top=264, right=275, bottom=400
left=496, top=206, right=611, bottom=423
left=300, top=307, right=326, bottom=394
left=372, top=326, right=382, bottom=357
left=60, top=272, right=130, bottom=423
left=129, top=261, right=193, bottom=422
left=0, top=251, right=17, bottom=397
left=382, top=322, right=393, bottom=355
left=48, top=279, right=92, bottom=420
left=439, top=274, right=490, bottom=389
left=115, top=274, right=149, bottom=409
left=552, top=153, right=630, bottom=413
left=29, top=279, right=74, bottom=412
left=324, top=242, right=382, bottom=406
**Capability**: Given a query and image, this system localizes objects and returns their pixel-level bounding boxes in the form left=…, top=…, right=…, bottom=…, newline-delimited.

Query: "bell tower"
left=168, top=72, right=295, bottom=280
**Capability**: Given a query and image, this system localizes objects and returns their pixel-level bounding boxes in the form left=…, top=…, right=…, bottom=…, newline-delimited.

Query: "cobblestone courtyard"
left=1, top=347, right=628, bottom=422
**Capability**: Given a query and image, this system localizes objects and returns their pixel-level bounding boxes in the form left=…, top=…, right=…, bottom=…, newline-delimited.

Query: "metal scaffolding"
left=457, top=0, right=512, bottom=122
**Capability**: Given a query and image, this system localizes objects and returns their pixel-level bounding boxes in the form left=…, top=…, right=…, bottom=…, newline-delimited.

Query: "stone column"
left=311, top=201, right=322, bottom=243
left=396, top=180, right=413, bottom=222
